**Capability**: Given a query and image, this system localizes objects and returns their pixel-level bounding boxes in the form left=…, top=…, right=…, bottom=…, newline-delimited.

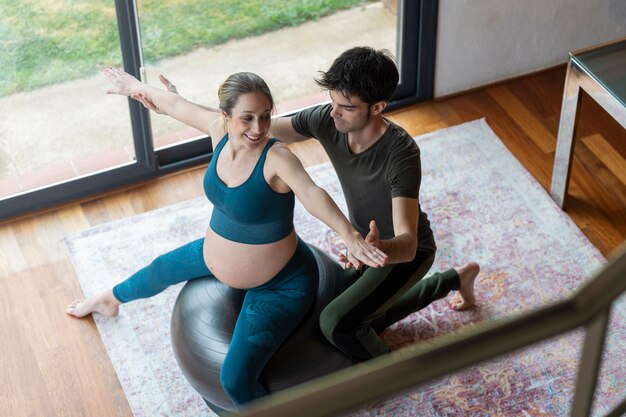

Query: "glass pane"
left=0, top=0, right=136, bottom=199
left=136, top=0, right=398, bottom=149
left=574, top=39, right=626, bottom=107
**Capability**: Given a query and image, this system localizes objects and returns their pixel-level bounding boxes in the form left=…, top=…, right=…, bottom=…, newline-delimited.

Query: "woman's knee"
left=219, top=369, right=241, bottom=404
left=141, top=257, right=172, bottom=290
left=219, top=365, right=263, bottom=406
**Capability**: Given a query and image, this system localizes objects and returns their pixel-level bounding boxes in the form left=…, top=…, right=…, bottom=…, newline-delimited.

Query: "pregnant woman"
left=67, top=68, right=387, bottom=407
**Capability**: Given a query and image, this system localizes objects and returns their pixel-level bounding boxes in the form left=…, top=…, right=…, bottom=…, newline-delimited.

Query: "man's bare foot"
left=66, top=289, right=121, bottom=318
left=449, top=261, right=480, bottom=311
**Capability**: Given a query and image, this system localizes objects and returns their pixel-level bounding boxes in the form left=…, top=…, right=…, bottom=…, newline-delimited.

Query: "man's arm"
left=376, top=197, right=419, bottom=264
left=270, top=117, right=310, bottom=144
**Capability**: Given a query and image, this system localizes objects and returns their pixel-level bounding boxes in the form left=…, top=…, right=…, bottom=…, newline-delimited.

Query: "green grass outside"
left=0, top=0, right=370, bottom=96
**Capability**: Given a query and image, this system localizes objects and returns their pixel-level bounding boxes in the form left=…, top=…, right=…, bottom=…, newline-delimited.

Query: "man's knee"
left=320, top=303, right=392, bottom=360
left=319, top=303, right=347, bottom=346
left=320, top=306, right=362, bottom=350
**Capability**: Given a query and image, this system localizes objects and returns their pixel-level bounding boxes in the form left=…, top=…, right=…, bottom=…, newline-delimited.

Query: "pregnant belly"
left=202, top=227, right=297, bottom=288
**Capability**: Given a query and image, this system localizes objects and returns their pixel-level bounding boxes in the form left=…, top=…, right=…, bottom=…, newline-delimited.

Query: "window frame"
left=0, top=0, right=437, bottom=221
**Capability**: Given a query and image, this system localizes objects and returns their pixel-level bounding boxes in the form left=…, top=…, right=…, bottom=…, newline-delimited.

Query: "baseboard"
left=433, top=63, right=567, bottom=103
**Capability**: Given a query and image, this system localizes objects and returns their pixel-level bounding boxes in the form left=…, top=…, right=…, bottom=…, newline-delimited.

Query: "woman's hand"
left=342, top=222, right=387, bottom=270
left=340, top=220, right=386, bottom=269
left=103, top=67, right=144, bottom=96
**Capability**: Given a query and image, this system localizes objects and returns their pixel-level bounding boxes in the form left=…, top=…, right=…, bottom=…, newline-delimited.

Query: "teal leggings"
left=320, top=248, right=459, bottom=360
left=113, top=237, right=318, bottom=406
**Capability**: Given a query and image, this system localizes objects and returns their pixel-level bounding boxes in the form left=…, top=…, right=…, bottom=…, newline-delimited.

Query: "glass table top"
left=573, top=39, right=626, bottom=107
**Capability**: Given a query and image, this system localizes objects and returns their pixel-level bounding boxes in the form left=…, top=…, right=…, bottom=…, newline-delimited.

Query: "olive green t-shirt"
left=292, top=103, right=434, bottom=253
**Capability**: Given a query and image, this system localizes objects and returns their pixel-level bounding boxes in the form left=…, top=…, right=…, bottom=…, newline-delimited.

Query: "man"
left=269, top=47, right=479, bottom=360
left=142, top=47, right=479, bottom=361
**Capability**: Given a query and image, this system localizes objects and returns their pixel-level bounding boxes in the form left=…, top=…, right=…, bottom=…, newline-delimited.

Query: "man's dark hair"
left=315, top=46, right=399, bottom=104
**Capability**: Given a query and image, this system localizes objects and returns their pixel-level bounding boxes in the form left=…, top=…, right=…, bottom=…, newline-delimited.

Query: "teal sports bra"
left=203, top=135, right=295, bottom=244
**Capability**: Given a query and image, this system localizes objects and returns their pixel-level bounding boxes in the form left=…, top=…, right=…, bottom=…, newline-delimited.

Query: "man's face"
left=328, top=91, right=371, bottom=133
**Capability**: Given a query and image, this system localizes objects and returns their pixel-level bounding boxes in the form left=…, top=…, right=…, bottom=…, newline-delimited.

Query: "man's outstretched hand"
left=131, top=74, right=178, bottom=114
left=339, top=220, right=381, bottom=269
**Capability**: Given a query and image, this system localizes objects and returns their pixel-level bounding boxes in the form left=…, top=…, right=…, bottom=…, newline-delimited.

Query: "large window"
left=0, top=1, right=136, bottom=197
left=0, top=0, right=437, bottom=220
left=137, top=0, right=398, bottom=151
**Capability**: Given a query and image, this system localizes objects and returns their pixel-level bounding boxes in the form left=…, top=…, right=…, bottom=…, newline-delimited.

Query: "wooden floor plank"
left=36, top=348, right=92, bottom=417
left=0, top=274, right=55, bottom=417
left=486, top=85, right=556, bottom=154
left=581, top=133, right=626, bottom=185
left=386, top=102, right=445, bottom=136
left=429, top=100, right=466, bottom=128
left=448, top=91, right=555, bottom=189
left=81, top=199, right=114, bottom=227
left=0, top=224, right=28, bottom=276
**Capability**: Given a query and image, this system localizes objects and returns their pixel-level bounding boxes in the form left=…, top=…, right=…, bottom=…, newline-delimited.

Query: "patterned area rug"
left=64, top=119, right=625, bottom=417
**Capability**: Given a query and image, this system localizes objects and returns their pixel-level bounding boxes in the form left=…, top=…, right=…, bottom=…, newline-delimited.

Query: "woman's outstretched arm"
left=103, top=67, right=224, bottom=140
left=268, top=144, right=388, bottom=269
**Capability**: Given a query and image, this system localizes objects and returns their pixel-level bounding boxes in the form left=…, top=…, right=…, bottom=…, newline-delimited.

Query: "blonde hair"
left=218, top=72, right=275, bottom=116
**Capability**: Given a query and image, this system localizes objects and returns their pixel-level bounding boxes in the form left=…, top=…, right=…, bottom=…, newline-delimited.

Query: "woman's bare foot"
left=449, top=261, right=480, bottom=311
left=66, top=289, right=121, bottom=318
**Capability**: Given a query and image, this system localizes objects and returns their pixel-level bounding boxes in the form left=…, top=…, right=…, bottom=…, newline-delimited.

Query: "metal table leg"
left=550, top=59, right=583, bottom=208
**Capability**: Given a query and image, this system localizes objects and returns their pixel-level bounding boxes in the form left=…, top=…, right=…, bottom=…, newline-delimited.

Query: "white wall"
left=435, top=0, right=626, bottom=97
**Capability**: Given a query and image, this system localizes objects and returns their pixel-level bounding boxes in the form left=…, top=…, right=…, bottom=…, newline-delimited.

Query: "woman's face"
left=226, top=92, right=272, bottom=148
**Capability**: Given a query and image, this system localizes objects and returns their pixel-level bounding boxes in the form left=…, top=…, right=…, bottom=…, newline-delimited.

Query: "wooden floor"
left=1, top=67, right=625, bottom=417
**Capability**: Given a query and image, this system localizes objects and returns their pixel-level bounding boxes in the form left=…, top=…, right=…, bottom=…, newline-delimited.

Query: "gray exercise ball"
left=170, top=245, right=355, bottom=414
